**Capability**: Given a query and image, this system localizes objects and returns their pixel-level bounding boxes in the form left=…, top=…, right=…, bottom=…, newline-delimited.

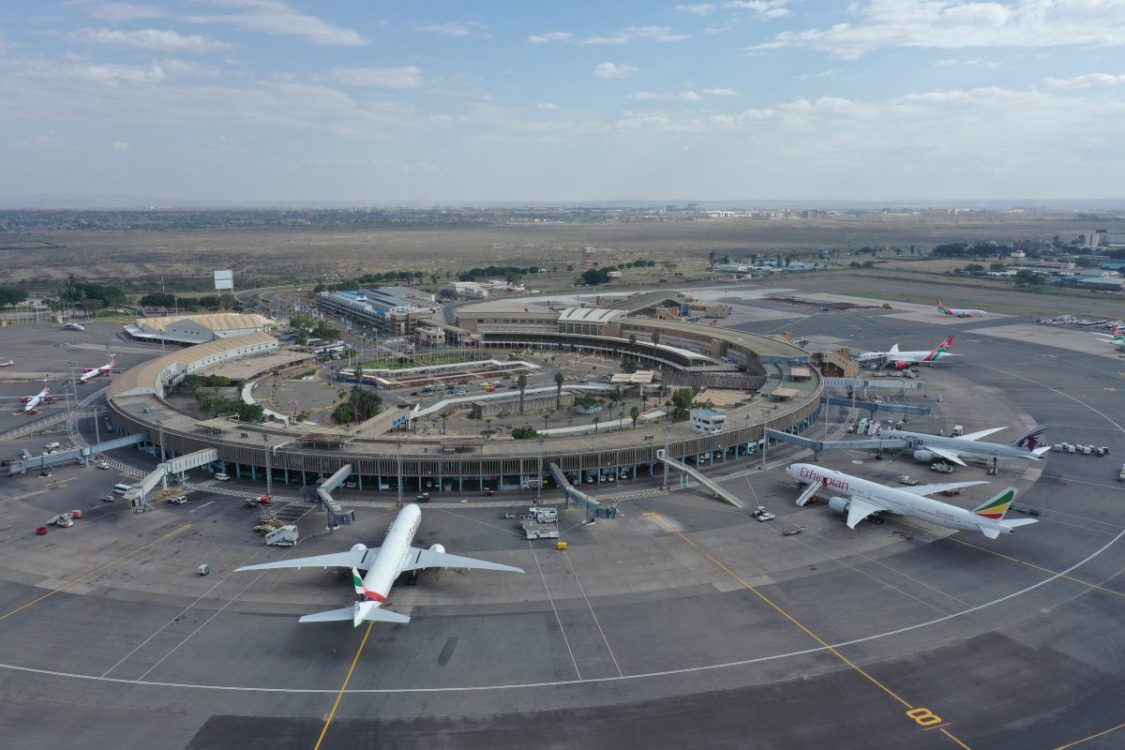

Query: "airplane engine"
left=913, top=449, right=936, bottom=463
left=350, top=543, right=367, bottom=553
left=429, top=543, right=446, bottom=555
left=828, top=496, right=850, bottom=515
left=891, top=361, right=909, bottom=370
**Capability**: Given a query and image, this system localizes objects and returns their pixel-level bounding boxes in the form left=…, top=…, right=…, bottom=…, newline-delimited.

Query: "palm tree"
left=554, top=371, right=565, bottom=409
left=440, top=410, right=451, bottom=435
left=517, top=373, right=528, bottom=415
left=651, top=331, right=661, bottom=345
left=543, top=410, right=553, bottom=433
left=630, top=406, right=640, bottom=429
left=592, top=416, right=600, bottom=434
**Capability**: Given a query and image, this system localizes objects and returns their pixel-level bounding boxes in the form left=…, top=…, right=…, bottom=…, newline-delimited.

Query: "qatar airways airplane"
left=236, top=503, right=524, bottom=626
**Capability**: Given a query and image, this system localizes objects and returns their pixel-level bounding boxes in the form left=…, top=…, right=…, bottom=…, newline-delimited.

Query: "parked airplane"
left=855, top=335, right=957, bottom=369
left=881, top=425, right=1050, bottom=466
left=0, top=360, right=13, bottom=368
left=937, top=300, right=987, bottom=318
left=62, top=322, right=86, bottom=331
left=235, top=503, right=524, bottom=626
left=78, top=354, right=116, bottom=383
left=1093, top=323, right=1124, bottom=348
left=20, top=377, right=54, bottom=413
left=786, top=463, right=1035, bottom=539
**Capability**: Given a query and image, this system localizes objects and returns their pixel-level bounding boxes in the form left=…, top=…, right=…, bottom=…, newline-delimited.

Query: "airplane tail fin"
left=888, top=343, right=900, bottom=355
left=937, top=301, right=950, bottom=314
left=1010, top=425, right=1047, bottom=452
left=972, top=487, right=1018, bottom=521
left=926, top=335, right=954, bottom=360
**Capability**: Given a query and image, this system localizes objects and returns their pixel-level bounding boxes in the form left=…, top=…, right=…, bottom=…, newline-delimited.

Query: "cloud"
left=185, top=0, right=366, bottom=47
left=723, top=0, right=790, bottom=17
left=675, top=4, right=716, bottom=15
left=536, top=102, right=560, bottom=110
left=82, top=2, right=166, bottom=21
left=701, top=87, right=736, bottom=96
left=74, top=62, right=167, bottom=84
left=935, top=57, right=1003, bottom=69
left=797, top=68, right=841, bottom=80
left=593, top=62, right=639, bottom=79
left=418, top=21, right=487, bottom=37
left=110, top=140, right=130, bottom=152
left=72, top=28, right=232, bottom=53
left=749, top=0, right=1125, bottom=59
left=581, top=26, right=689, bottom=45
left=1045, top=72, right=1125, bottom=89
left=629, top=90, right=703, bottom=101
left=528, top=31, right=572, bottom=44
left=319, top=66, right=423, bottom=89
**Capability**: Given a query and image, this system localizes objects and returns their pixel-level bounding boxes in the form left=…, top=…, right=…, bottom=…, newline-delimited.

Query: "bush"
left=511, top=426, right=538, bottom=439
left=332, top=385, right=382, bottom=424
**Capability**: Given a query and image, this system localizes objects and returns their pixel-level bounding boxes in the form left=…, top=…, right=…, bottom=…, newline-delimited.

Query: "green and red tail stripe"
left=973, top=489, right=1016, bottom=520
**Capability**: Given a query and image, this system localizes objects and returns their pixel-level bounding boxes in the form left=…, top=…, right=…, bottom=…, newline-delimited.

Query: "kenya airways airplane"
left=1094, top=323, right=1124, bottom=349
left=20, top=377, right=54, bottom=413
left=78, top=354, right=116, bottom=383
left=855, top=336, right=957, bottom=369
left=937, top=300, right=987, bottom=318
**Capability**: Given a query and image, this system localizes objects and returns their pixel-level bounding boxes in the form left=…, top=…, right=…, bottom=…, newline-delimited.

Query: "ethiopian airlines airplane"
left=78, top=354, right=115, bottom=383
left=937, top=300, right=987, bottom=318
left=855, top=335, right=957, bottom=369
left=236, top=503, right=524, bottom=626
left=786, top=462, right=1036, bottom=539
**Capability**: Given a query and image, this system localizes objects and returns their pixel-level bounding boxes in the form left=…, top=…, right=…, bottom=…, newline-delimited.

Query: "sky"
left=1, top=0, right=1124, bottom=205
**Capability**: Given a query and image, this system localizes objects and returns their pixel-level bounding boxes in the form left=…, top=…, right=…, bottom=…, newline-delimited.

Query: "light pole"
left=262, top=434, right=273, bottom=499
left=536, top=436, right=544, bottom=502
left=396, top=438, right=404, bottom=508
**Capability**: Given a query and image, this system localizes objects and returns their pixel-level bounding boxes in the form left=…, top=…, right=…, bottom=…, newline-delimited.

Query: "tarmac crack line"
left=528, top=542, right=582, bottom=681
left=0, top=523, right=192, bottom=624
left=563, top=551, right=624, bottom=677
left=1051, top=720, right=1125, bottom=750
left=675, top=529, right=974, bottom=750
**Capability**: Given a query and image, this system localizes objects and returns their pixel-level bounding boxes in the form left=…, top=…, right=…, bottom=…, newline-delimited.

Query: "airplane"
left=62, top=322, right=86, bottom=331
left=937, top=300, right=987, bottom=318
left=0, top=360, right=13, bottom=368
left=20, top=377, right=54, bottom=413
left=855, top=335, right=957, bottom=369
left=1093, top=323, right=1124, bottom=348
left=879, top=425, right=1051, bottom=467
left=235, top=503, right=524, bottom=626
left=78, top=354, right=116, bottom=383
left=786, top=463, right=1036, bottom=539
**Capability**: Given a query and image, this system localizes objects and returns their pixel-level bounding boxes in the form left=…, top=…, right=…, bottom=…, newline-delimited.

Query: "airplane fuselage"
left=786, top=463, right=1007, bottom=536
left=880, top=429, right=1041, bottom=461
left=360, top=503, right=424, bottom=607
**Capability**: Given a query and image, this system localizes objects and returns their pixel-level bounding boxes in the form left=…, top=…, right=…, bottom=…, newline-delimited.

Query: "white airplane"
left=62, top=322, right=86, bottom=331
left=937, top=300, right=987, bottom=318
left=0, top=360, right=13, bottom=368
left=786, top=462, right=1037, bottom=539
left=78, top=354, right=116, bottom=383
left=879, top=425, right=1050, bottom=467
left=1093, top=323, right=1124, bottom=348
left=855, top=335, right=957, bottom=369
left=21, top=377, right=53, bottom=413
left=236, top=503, right=524, bottom=626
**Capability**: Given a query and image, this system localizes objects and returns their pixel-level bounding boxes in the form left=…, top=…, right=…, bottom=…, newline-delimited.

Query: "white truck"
left=519, top=506, right=559, bottom=539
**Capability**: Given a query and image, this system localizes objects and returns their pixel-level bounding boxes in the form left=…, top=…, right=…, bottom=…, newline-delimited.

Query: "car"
left=897, top=475, right=920, bottom=486
left=214, top=472, right=231, bottom=481
left=167, top=494, right=187, bottom=505
left=95, top=461, right=111, bottom=470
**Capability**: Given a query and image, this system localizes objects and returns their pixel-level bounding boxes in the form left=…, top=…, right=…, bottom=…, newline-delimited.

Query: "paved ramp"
left=655, top=450, right=743, bottom=508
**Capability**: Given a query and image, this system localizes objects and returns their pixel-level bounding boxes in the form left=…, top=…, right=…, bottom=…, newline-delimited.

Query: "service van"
left=112, top=483, right=133, bottom=495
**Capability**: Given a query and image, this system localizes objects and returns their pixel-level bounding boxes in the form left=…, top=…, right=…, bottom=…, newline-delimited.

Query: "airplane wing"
left=402, top=547, right=524, bottom=574
left=924, top=445, right=968, bottom=466
left=907, top=480, right=990, bottom=497
left=236, top=547, right=376, bottom=573
left=298, top=605, right=411, bottom=624
left=845, top=495, right=890, bottom=530
left=960, top=427, right=1007, bottom=441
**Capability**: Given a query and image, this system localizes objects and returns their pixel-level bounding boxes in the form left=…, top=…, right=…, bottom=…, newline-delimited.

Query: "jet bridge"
left=655, top=449, right=743, bottom=508
left=5, top=433, right=145, bottom=476
left=313, top=464, right=356, bottom=527
left=124, top=447, right=221, bottom=511
left=825, top=396, right=933, bottom=416
left=764, top=428, right=911, bottom=460
left=547, top=463, right=617, bottom=518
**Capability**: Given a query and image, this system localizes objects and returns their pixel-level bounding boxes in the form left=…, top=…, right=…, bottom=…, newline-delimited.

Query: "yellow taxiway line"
left=313, top=621, right=375, bottom=750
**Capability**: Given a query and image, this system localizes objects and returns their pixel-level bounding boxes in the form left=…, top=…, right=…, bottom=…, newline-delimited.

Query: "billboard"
left=214, top=270, right=234, bottom=291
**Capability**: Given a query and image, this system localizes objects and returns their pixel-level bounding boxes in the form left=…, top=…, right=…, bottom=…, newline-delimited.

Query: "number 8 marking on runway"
left=907, top=707, right=943, bottom=727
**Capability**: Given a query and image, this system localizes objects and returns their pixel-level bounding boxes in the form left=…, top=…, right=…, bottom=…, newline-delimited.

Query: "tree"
left=628, top=334, right=637, bottom=346
left=670, top=387, right=694, bottom=419
left=543, top=411, right=553, bottom=432
left=1014, top=269, right=1045, bottom=287
left=517, top=373, right=528, bottom=415
left=511, top=426, right=538, bottom=439
left=440, top=410, right=452, bottom=435
left=554, top=371, right=565, bottom=409
left=651, top=331, right=660, bottom=345
left=630, top=406, right=640, bottom=429
left=0, top=286, right=28, bottom=308
left=331, top=385, right=382, bottom=424
left=592, top=416, right=600, bottom=434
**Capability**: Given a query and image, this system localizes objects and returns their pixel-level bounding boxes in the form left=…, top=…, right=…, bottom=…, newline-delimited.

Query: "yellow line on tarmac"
left=313, top=622, right=374, bottom=750
left=0, top=523, right=192, bottom=623
left=674, top=529, right=973, bottom=750
left=1052, top=721, right=1125, bottom=749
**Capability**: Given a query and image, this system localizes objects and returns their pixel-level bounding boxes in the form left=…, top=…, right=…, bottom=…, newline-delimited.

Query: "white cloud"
left=74, top=62, right=167, bottom=84
left=750, top=0, right=1125, bottom=59
left=723, top=0, right=790, bottom=17
left=528, top=31, right=572, bottom=44
left=429, top=113, right=468, bottom=123
left=110, top=140, right=130, bottom=152
left=582, top=26, right=689, bottom=45
left=73, top=28, right=232, bottom=53
left=935, top=57, right=1003, bottom=69
left=83, top=2, right=166, bottom=21
left=185, top=0, right=366, bottom=47
left=1045, top=72, right=1125, bottom=89
left=629, top=90, right=703, bottom=101
left=536, top=102, right=560, bottom=110
left=593, top=62, right=640, bottom=79
left=418, top=21, right=487, bottom=37
left=675, top=4, right=716, bottom=15
left=319, top=66, right=423, bottom=89
left=797, top=68, right=841, bottom=80
left=701, top=87, right=736, bottom=96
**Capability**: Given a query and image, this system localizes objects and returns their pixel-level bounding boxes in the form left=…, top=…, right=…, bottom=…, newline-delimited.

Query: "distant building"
left=690, top=408, right=727, bottom=435
left=415, top=326, right=446, bottom=346
left=316, top=287, right=436, bottom=336
left=442, top=281, right=489, bottom=299
left=582, top=247, right=596, bottom=271
left=124, top=313, right=275, bottom=345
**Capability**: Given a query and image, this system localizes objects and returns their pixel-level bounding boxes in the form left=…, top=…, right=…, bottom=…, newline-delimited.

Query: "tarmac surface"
left=1, top=308, right=1123, bottom=749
